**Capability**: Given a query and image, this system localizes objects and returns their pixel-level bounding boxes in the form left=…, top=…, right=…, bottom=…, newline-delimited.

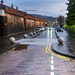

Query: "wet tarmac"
left=13, top=44, right=29, bottom=51
left=0, top=28, right=75, bottom=75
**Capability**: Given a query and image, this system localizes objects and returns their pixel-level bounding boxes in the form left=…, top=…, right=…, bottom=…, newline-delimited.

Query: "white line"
left=50, top=56, right=54, bottom=75
left=51, top=72, right=54, bottom=75
left=51, top=65, right=54, bottom=70
left=51, top=60, right=54, bottom=64
left=51, top=56, right=54, bottom=59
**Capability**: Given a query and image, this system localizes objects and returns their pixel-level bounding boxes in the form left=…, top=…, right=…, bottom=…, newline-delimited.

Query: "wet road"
left=0, top=28, right=75, bottom=75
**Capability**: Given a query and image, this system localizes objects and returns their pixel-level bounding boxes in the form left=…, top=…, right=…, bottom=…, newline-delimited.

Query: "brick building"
left=25, top=14, right=45, bottom=31
left=0, top=0, right=45, bottom=36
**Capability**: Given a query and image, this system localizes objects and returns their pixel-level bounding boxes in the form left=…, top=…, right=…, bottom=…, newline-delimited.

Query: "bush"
left=65, top=25, right=75, bottom=33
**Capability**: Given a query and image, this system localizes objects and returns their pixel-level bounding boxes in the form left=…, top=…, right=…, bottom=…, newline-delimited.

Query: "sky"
left=3, top=0, right=68, bottom=17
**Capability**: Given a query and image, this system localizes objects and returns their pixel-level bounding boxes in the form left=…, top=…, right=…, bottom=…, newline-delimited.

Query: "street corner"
left=52, top=42, right=75, bottom=58
left=45, top=44, right=71, bottom=61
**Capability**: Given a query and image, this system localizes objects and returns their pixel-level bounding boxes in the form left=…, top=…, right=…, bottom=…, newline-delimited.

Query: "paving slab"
left=52, top=43, right=75, bottom=58
left=52, top=29, right=75, bottom=58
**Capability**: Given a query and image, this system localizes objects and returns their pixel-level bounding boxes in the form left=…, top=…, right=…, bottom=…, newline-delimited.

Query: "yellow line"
left=45, top=45, right=70, bottom=61
left=46, top=45, right=50, bottom=54
left=48, top=45, right=70, bottom=61
left=72, top=60, right=75, bottom=61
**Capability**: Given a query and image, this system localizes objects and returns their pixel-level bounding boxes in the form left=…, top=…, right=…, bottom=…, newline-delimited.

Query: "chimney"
left=11, top=4, right=13, bottom=8
left=16, top=6, right=18, bottom=10
left=1, top=0, right=4, bottom=5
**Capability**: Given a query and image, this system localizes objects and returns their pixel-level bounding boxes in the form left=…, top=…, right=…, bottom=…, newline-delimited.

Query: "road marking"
left=51, top=56, right=54, bottom=60
left=51, top=65, right=54, bottom=70
left=51, top=60, right=54, bottom=64
left=45, top=45, right=70, bottom=61
left=51, top=72, right=54, bottom=75
left=72, top=60, right=75, bottom=61
left=45, top=45, right=75, bottom=75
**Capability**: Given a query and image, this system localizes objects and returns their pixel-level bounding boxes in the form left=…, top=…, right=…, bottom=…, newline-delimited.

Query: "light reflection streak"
left=47, top=30, right=50, bottom=42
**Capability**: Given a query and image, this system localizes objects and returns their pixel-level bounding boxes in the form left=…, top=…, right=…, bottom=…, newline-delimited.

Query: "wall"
left=26, top=19, right=35, bottom=31
left=35, top=21, right=41, bottom=27
left=0, top=16, right=7, bottom=35
left=5, top=13, right=25, bottom=34
left=25, top=15, right=45, bottom=31
left=0, top=5, right=45, bottom=36
left=40, top=21, right=44, bottom=27
left=35, top=21, right=45, bottom=27
left=0, top=9, right=5, bottom=16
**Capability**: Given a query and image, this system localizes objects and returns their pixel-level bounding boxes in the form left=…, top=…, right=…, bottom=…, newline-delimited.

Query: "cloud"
left=27, top=3, right=67, bottom=17
left=4, top=0, right=68, bottom=17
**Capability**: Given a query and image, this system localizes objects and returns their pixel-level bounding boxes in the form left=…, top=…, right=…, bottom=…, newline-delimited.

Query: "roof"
left=25, top=14, right=45, bottom=22
left=0, top=4, right=27, bottom=17
left=0, top=4, right=45, bottom=22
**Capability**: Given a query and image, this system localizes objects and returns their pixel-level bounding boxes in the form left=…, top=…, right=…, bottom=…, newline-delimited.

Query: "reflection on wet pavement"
left=67, top=37, right=75, bottom=54
left=58, top=30, right=75, bottom=55
left=0, top=29, right=75, bottom=75
left=15, top=29, right=57, bottom=45
left=13, top=44, right=29, bottom=51
left=0, top=32, right=30, bottom=54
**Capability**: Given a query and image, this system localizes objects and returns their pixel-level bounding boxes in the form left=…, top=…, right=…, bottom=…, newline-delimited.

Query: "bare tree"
left=57, top=16, right=65, bottom=28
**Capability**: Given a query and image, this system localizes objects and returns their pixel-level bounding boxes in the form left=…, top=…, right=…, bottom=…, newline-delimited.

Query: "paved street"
left=0, top=29, right=75, bottom=75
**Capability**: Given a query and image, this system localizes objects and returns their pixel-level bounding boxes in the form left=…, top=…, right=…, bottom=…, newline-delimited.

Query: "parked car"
left=36, top=27, right=43, bottom=30
left=55, top=26, right=63, bottom=32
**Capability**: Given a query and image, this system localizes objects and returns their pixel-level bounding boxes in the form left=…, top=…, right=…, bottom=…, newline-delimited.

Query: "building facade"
left=0, top=0, right=45, bottom=36
left=25, top=15, right=45, bottom=31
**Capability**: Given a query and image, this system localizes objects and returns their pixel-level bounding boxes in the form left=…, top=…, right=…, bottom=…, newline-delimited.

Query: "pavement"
left=0, top=31, right=32, bottom=54
left=0, top=44, right=74, bottom=75
left=52, top=29, right=75, bottom=58
left=0, top=29, right=46, bottom=54
left=0, top=29, right=75, bottom=75
left=0, top=28, right=75, bottom=58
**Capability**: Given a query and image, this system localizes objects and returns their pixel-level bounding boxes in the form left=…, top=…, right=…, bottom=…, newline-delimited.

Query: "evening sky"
left=4, top=0, right=68, bottom=17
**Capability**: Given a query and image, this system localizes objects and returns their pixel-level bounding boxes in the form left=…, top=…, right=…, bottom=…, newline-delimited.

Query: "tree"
left=57, top=16, right=65, bottom=28
left=66, top=0, right=75, bottom=26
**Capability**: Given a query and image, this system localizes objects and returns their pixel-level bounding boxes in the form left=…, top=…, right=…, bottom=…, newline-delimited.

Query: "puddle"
left=12, top=44, right=29, bottom=51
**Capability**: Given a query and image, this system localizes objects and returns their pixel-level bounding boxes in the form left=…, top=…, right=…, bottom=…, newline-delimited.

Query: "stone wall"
left=25, top=15, right=45, bottom=31
left=0, top=4, right=46, bottom=36
left=35, top=21, right=41, bottom=27
left=25, top=19, right=45, bottom=31
left=5, top=13, right=25, bottom=34
left=26, top=19, right=35, bottom=31
left=41, top=22, right=44, bottom=26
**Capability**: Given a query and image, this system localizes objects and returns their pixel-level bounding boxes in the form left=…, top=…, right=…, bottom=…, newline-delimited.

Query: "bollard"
left=23, top=34, right=28, bottom=38
left=36, top=31, right=38, bottom=33
left=58, top=37, right=64, bottom=44
left=40, top=28, right=43, bottom=32
left=56, top=34, right=60, bottom=38
left=39, top=29, right=41, bottom=31
left=38, top=30, right=40, bottom=32
left=56, top=31, right=58, bottom=35
left=30, top=32, right=33, bottom=36
left=33, top=31, right=36, bottom=35
left=9, top=37, right=15, bottom=44
left=42, top=28, right=44, bottom=31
